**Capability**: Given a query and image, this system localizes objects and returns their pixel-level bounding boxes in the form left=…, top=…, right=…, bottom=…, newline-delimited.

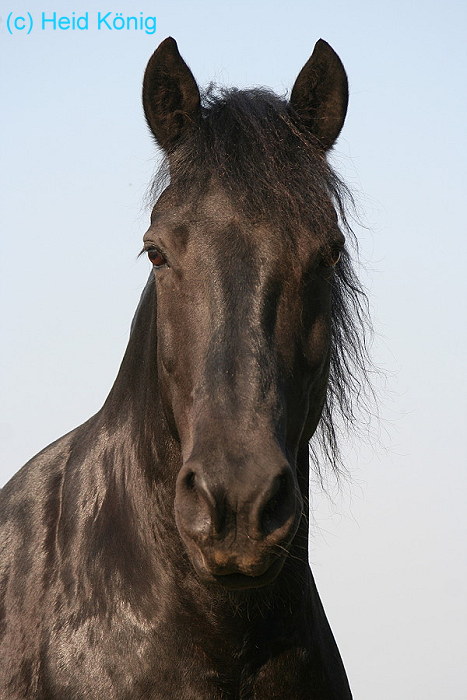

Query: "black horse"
left=0, top=38, right=370, bottom=698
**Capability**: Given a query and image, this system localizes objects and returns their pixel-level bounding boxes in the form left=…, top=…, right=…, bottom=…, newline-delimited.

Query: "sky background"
left=1, top=1, right=466, bottom=697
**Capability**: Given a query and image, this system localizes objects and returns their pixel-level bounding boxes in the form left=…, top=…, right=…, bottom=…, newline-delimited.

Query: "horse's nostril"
left=261, top=472, right=292, bottom=535
left=183, top=470, right=196, bottom=491
left=176, top=464, right=228, bottom=539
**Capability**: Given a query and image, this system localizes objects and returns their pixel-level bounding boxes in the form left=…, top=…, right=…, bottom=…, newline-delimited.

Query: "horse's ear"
left=289, top=39, right=348, bottom=151
left=142, top=37, right=201, bottom=152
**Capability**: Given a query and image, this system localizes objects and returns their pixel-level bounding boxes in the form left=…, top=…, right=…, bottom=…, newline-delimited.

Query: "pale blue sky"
left=1, top=1, right=466, bottom=698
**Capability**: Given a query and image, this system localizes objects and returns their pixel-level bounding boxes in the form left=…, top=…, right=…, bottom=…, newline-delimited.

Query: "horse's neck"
left=98, top=275, right=177, bottom=475
left=103, top=275, right=160, bottom=426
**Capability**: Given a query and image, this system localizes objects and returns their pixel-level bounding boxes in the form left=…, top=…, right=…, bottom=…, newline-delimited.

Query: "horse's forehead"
left=153, top=185, right=308, bottom=255
left=154, top=187, right=238, bottom=225
left=197, top=189, right=238, bottom=221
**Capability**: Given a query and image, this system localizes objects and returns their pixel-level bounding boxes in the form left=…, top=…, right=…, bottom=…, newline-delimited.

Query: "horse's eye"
left=147, top=248, right=167, bottom=268
left=323, top=242, right=343, bottom=268
left=328, top=249, right=341, bottom=267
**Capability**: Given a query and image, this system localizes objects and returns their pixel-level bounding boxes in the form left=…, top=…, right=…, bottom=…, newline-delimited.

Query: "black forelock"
left=152, top=87, right=344, bottom=232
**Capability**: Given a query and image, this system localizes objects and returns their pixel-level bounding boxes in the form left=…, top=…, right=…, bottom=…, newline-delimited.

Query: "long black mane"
left=150, top=86, right=373, bottom=477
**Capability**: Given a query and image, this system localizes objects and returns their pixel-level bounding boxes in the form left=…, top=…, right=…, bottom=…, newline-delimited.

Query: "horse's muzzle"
left=174, top=458, right=301, bottom=589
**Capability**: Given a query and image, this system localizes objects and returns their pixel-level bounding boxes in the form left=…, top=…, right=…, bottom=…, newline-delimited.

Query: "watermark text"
left=5, top=11, right=157, bottom=35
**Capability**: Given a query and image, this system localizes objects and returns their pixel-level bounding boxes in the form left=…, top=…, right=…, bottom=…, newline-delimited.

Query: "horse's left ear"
left=289, top=39, right=349, bottom=151
left=142, top=37, right=201, bottom=152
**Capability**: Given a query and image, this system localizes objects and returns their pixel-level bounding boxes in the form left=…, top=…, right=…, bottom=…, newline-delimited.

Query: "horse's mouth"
left=213, top=560, right=285, bottom=590
left=196, top=555, right=286, bottom=591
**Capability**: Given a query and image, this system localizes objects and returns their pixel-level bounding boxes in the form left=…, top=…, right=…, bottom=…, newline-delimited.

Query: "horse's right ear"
left=289, top=39, right=348, bottom=151
left=142, top=37, right=201, bottom=152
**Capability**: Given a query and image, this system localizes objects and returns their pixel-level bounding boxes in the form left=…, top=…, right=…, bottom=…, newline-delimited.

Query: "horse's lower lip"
left=210, top=558, right=284, bottom=590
